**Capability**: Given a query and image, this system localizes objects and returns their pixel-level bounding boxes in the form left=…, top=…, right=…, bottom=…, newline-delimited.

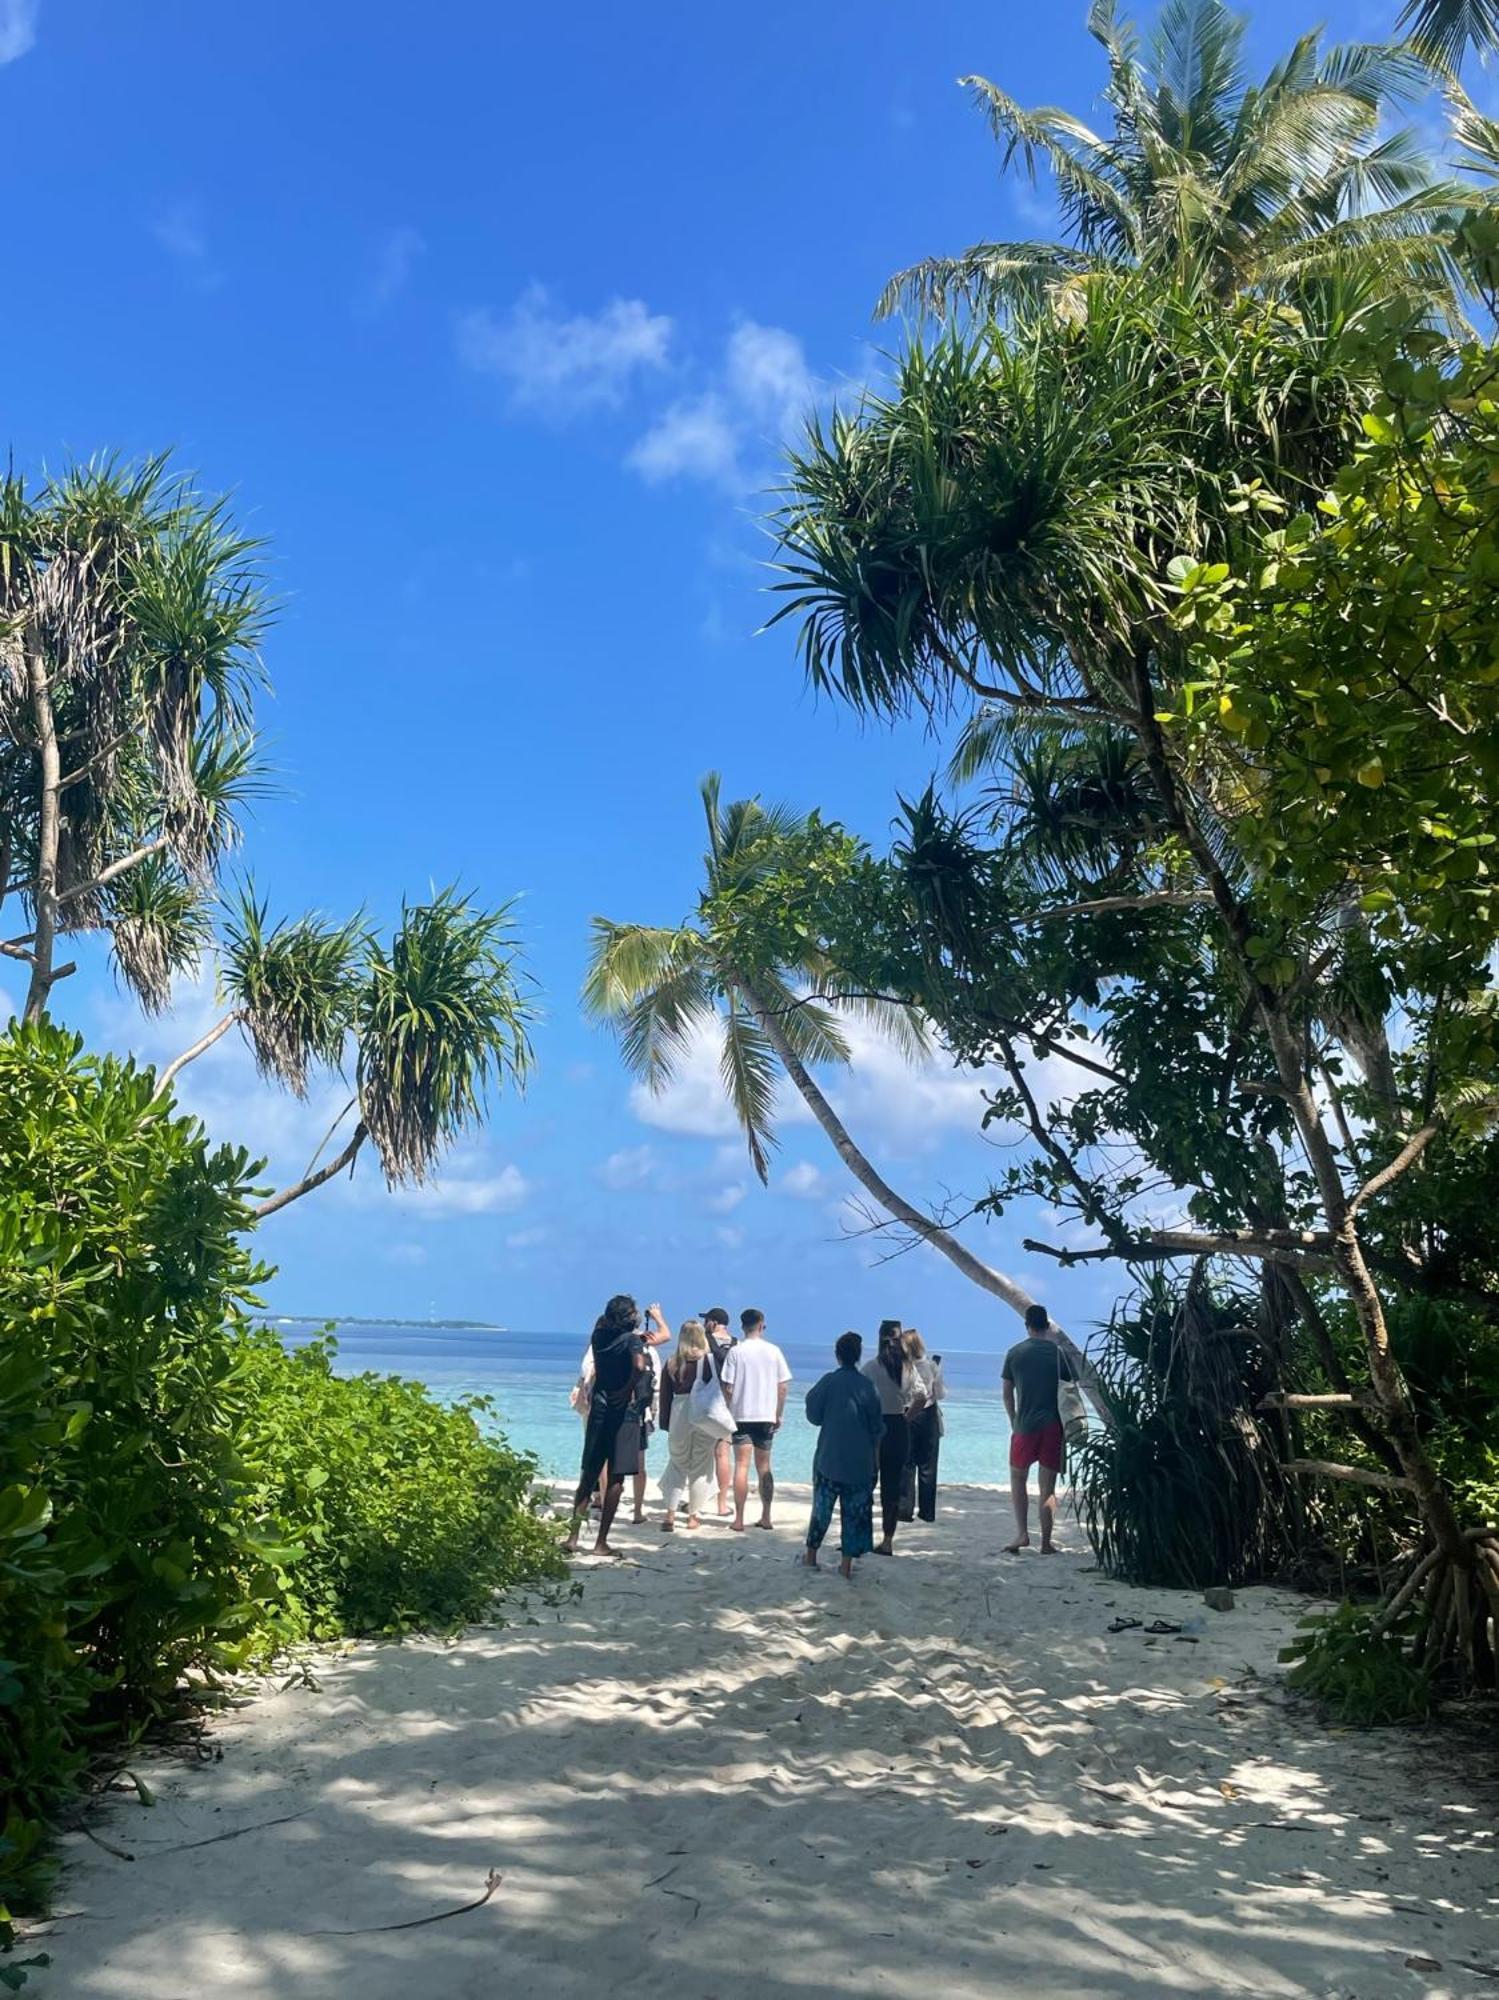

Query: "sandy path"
left=29, top=1487, right=1498, bottom=1999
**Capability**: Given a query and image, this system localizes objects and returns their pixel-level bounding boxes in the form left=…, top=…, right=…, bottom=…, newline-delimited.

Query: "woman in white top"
left=899, top=1328, right=946, bottom=1525
left=656, top=1321, right=721, bottom=1531
left=861, top=1319, right=925, bottom=1556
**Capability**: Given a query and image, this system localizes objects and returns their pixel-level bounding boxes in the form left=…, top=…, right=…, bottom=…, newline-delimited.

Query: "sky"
left=0, top=0, right=1419, bottom=1344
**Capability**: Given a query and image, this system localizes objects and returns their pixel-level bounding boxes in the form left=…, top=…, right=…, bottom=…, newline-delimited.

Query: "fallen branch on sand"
left=302, top=1869, right=503, bottom=1937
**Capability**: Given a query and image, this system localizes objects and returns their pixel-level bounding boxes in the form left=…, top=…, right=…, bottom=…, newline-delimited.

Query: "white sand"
left=28, top=1486, right=1499, bottom=1999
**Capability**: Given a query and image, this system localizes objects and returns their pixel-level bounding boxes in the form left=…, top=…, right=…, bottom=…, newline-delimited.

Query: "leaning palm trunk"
left=739, top=976, right=1116, bottom=1430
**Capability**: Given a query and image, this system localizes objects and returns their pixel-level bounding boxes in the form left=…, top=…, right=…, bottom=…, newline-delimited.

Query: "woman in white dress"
left=900, top=1328, right=947, bottom=1523
left=656, top=1320, right=722, bottom=1532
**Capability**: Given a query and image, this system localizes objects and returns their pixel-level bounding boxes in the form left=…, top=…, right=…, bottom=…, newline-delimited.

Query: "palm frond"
left=719, top=1005, right=779, bottom=1183
left=356, top=888, right=534, bottom=1187
left=1400, top=0, right=1499, bottom=70
left=222, top=886, right=367, bottom=1096
left=108, top=856, right=214, bottom=1015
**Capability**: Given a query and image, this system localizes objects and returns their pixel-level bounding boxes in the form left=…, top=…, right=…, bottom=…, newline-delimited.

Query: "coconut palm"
left=584, top=775, right=1114, bottom=1419
left=878, top=0, right=1458, bottom=324
left=1401, top=0, right=1499, bottom=67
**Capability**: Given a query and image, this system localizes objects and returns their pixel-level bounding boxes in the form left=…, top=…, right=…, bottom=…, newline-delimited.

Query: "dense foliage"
left=771, top=236, right=1499, bottom=1685
left=0, top=1024, right=561, bottom=1938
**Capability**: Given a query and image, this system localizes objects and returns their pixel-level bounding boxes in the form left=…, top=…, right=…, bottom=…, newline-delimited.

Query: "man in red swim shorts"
left=1001, top=1303, right=1073, bottom=1554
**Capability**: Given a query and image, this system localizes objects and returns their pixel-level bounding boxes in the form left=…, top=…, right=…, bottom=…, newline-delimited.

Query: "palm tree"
left=584, top=776, right=1113, bottom=1419
left=154, top=886, right=536, bottom=1220
left=878, top=0, right=1457, bottom=324
left=1401, top=0, right=1499, bottom=68
left=0, top=457, right=269, bottom=1022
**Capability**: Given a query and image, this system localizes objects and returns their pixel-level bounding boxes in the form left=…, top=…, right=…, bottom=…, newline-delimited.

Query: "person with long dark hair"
left=564, top=1295, right=669, bottom=1556
left=861, top=1318, right=923, bottom=1556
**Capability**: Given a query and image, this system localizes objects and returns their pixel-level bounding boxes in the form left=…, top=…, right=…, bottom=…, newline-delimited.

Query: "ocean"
left=276, top=1320, right=1015, bottom=1488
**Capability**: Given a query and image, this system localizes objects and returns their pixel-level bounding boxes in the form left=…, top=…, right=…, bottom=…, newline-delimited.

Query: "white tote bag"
left=688, top=1353, right=735, bottom=1441
left=1057, top=1345, right=1088, bottom=1445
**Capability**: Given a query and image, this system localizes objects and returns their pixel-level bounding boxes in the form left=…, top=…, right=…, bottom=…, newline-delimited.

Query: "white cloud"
left=361, top=225, right=424, bottom=316
left=725, top=320, right=815, bottom=425
left=505, top=1225, right=550, bottom=1251
left=627, top=318, right=815, bottom=491
left=780, top=1161, right=826, bottom=1200
left=715, top=1224, right=745, bottom=1251
left=627, top=393, right=740, bottom=486
left=457, top=285, right=672, bottom=416
left=626, top=1008, right=1093, bottom=1165
left=706, top=1183, right=746, bottom=1214
left=384, top=1242, right=428, bottom=1267
left=389, top=1163, right=530, bottom=1217
left=0, top=0, right=37, bottom=63
left=598, top=1143, right=657, bottom=1190
left=151, top=199, right=210, bottom=267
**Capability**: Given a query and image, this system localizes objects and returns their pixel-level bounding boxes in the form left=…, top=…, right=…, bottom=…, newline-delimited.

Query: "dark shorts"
left=579, top=1402, right=644, bottom=1491
left=1010, top=1420, right=1064, bottom=1474
left=733, top=1421, right=777, bottom=1451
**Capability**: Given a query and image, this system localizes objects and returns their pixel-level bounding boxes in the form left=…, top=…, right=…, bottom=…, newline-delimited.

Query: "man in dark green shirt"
left=1001, top=1303, right=1072, bottom=1554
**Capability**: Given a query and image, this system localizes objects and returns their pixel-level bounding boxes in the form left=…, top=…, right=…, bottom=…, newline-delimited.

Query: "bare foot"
left=802, top=1550, right=819, bottom=1569
left=758, top=1519, right=774, bottom=1531
left=840, top=1560, right=854, bottom=1581
left=659, top=1519, right=674, bottom=1533
left=1003, top=1537, right=1031, bottom=1554
left=632, top=1510, right=646, bottom=1524
left=731, top=1520, right=747, bottom=1534
left=875, top=1540, right=893, bottom=1557
left=687, top=1516, right=700, bottom=1530
left=593, top=1541, right=627, bottom=1559
left=1040, top=1543, right=1063, bottom=1555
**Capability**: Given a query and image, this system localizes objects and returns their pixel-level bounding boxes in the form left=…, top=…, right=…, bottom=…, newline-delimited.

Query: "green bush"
left=1281, top=1601, right=1435, bottom=1726
left=233, top=1330, right=564, bottom=1639
left=0, top=1022, right=563, bottom=1950
left=1073, top=1277, right=1299, bottom=1589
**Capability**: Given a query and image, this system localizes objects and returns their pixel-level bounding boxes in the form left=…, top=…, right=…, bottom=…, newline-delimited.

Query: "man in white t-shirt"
left=720, top=1307, right=792, bottom=1533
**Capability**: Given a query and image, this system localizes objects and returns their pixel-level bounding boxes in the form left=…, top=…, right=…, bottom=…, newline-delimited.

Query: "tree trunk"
left=153, top=1011, right=239, bottom=1100
left=254, top=1124, right=367, bottom=1220
left=23, top=629, right=61, bottom=1024
left=740, top=979, right=1116, bottom=1429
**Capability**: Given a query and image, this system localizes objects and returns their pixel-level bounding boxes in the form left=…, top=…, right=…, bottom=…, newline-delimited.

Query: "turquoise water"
left=278, top=1321, right=1015, bottom=1488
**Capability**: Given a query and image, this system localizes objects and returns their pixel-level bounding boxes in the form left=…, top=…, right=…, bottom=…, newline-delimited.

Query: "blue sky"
left=1, top=0, right=1409, bottom=1344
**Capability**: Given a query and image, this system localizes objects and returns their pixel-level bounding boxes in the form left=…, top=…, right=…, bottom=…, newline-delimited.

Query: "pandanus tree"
left=879, top=0, right=1458, bottom=325
left=772, top=273, right=1499, bottom=1678
left=583, top=775, right=1113, bottom=1418
left=0, top=455, right=534, bottom=1219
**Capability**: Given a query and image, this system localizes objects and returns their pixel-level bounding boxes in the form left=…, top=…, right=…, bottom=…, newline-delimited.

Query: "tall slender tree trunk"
left=23, top=629, right=61, bottom=1025
left=740, top=979, right=1116, bottom=1429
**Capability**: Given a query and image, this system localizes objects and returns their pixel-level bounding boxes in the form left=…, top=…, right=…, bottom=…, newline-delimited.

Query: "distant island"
left=273, top=1315, right=510, bottom=1333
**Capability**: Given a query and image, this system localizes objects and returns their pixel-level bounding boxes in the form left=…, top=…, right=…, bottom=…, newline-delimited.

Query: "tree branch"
left=1285, top=1457, right=1414, bottom=1494
left=1348, top=1122, right=1441, bottom=1214
left=1032, top=890, right=1215, bottom=920
left=253, top=1124, right=368, bottom=1221
left=57, top=833, right=169, bottom=907
left=153, top=1011, right=239, bottom=1101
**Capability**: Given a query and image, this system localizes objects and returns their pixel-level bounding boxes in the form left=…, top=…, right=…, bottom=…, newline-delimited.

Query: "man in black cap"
left=703, top=1306, right=735, bottom=1516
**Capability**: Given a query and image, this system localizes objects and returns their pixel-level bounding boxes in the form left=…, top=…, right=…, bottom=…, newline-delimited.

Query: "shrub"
left=0, top=1022, right=563, bottom=1952
left=1072, top=1276, right=1299, bottom=1589
left=233, top=1329, right=565, bottom=1639
left=1281, top=1602, right=1435, bottom=1726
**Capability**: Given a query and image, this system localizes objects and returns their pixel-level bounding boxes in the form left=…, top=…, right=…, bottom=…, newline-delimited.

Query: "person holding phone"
left=564, top=1296, right=670, bottom=1557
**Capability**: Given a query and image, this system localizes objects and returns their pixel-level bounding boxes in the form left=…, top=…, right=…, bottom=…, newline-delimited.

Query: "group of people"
left=564, top=1295, right=1074, bottom=1572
